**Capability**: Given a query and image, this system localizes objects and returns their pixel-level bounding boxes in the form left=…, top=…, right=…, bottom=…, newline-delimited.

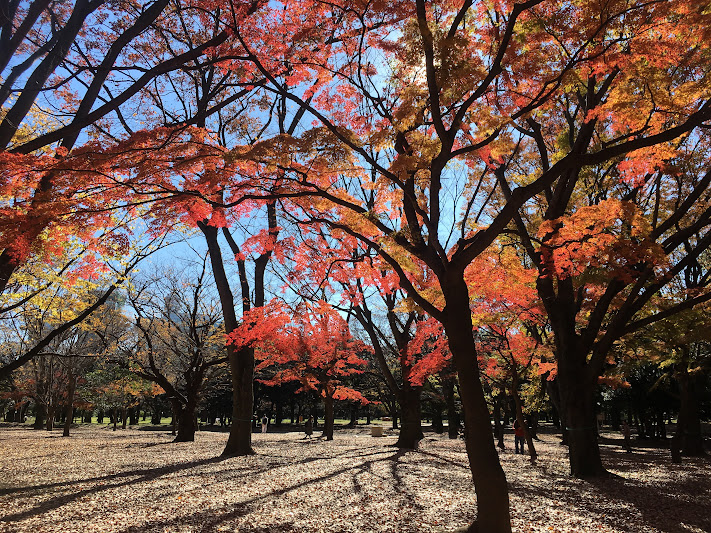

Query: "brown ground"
left=0, top=424, right=708, bottom=532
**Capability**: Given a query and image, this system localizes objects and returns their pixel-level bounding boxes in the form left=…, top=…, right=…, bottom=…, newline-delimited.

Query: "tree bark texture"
left=442, top=279, right=511, bottom=533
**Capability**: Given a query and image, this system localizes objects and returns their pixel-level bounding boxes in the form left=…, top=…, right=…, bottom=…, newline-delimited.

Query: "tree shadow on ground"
left=115, top=448, right=410, bottom=533
left=508, top=441, right=711, bottom=533
left=0, top=455, right=230, bottom=522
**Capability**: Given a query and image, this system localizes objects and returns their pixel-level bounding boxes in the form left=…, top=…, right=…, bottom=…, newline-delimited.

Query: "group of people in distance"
left=259, top=414, right=315, bottom=438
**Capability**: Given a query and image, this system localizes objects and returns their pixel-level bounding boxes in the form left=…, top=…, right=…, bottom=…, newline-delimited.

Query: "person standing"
left=304, top=415, right=314, bottom=439
left=514, top=418, right=525, bottom=454
left=621, top=420, right=632, bottom=453
left=261, top=414, right=269, bottom=433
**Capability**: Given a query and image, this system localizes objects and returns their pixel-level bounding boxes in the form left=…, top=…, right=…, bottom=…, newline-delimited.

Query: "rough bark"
left=323, top=395, right=334, bottom=440
left=33, top=402, right=46, bottom=430
left=442, top=279, right=511, bottom=533
left=675, top=368, right=706, bottom=456
left=200, top=222, right=255, bottom=457
left=431, top=403, right=444, bottom=433
left=174, top=403, right=198, bottom=442
left=62, top=372, right=76, bottom=437
left=558, top=358, right=606, bottom=477
left=396, top=385, right=424, bottom=449
left=46, top=406, right=54, bottom=431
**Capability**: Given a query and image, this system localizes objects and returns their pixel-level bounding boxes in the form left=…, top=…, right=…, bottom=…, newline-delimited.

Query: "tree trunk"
left=33, top=402, right=46, bottom=430
left=676, top=368, right=706, bottom=456
left=396, top=385, right=424, bottom=449
left=656, top=410, right=666, bottom=439
left=46, top=406, right=55, bottom=431
left=444, top=377, right=460, bottom=439
left=493, top=397, right=505, bottom=449
left=274, top=400, right=283, bottom=427
left=112, top=407, right=118, bottom=431
left=546, top=379, right=568, bottom=444
left=201, top=223, right=256, bottom=457
left=174, top=403, right=197, bottom=442
left=442, top=281, right=511, bottom=533
left=431, top=404, right=444, bottom=433
left=222, top=346, right=256, bottom=455
left=323, top=395, right=334, bottom=441
left=151, top=405, right=161, bottom=425
left=348, top=403, right=358, bottom=428
left=62, top=372, right=77, bottom=437
left=130, top=406, right=140, bottom=425
left=558, top=360, right=605, bottom=477
left=121, top=407, right=128, bottom=429
left=512, top=378, right=536, bottom=464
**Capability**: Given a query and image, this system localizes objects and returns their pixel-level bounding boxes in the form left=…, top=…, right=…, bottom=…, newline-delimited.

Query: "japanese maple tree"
left=232, top=300, right=369, bottom=440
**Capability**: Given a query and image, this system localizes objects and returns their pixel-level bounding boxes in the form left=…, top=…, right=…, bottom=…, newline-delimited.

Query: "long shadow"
left=509, top=460, right=711, bottom=533
left=388, top=448, right=427, bottom=512
left=0, top=440, right=397, bottom=527
left=409, top=448, right=470, bottom=471
left=117, top=449, right=406, bottom=533
left=594, top=476, right=711, bottom=533
left=0, top=455, right=231, bottom=523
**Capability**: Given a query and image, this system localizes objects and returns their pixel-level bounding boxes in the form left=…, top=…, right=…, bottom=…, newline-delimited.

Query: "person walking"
left=261, top=414, right=269, bottom=434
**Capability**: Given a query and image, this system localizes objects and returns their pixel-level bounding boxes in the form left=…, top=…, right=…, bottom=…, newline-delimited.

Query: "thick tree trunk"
left=201, top=223, right=255, bottom=457
left=112, top=407, right=118, bottom=431
left=323, top=395, right=334, bottom=440
left=396, top=385, right=424, bottom=449
left=151, top=405, right=162, bottom=425
left=275, top=401, right=284, bottom=427
left=174, top=403, right=197, bottom=442
left=558, top=361, right=605, bottom=477
left=347, top=403, right=358, bottom=428
left=33, top=402, right=46, bottom=430
left=121, top=407, right=128, bottom=429
left=62, top=373, right=77, bottom=437
left=170, top=403, right=177, bottom=435
left=676, top=369, right=706, bottom=456
left=222, top=346, right=256, bottom=455
left=443, top=282, right=511, bottom=533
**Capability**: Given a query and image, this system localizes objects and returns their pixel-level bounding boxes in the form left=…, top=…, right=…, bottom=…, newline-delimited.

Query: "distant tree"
left=119, top=257, right=227, bottom=442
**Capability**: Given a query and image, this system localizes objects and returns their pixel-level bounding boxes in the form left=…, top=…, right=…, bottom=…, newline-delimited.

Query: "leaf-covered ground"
left=0, top=425, right=708, bottom=532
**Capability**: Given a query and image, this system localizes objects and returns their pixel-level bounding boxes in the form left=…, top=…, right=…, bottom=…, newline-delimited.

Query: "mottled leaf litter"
left=1, top=426, right=708, bottom=532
